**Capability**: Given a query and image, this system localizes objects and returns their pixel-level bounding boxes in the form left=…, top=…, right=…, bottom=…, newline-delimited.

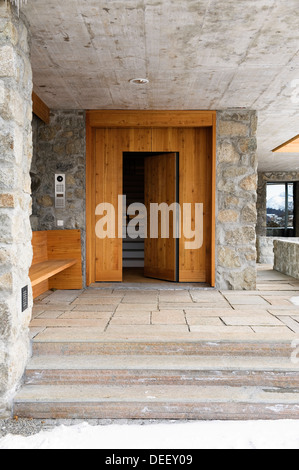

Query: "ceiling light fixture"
left=130, top=78, right=150, bottom=85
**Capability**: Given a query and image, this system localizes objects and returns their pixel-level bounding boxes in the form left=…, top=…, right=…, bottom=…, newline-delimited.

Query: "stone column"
left=216, top=110, right=258, bottom=290
left=256, top=173, right=267, bottom=237
left=0, top=1, right=32, bottom=417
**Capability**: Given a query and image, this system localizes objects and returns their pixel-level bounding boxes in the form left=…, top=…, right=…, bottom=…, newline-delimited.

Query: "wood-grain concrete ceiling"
left=22, top=0, right=299, bottom=172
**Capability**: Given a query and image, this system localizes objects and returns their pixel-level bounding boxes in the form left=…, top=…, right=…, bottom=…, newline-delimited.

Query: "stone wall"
left=256, top=236, right=277, bottom=265
left=274, top=239, right=299, bottom=279
left=0, top=2, right=32, bottom=417
left=216, top=110, right=258, bottom=290
left=31, top=110, right=86, bottom=285
left=32, top=109, right=258, bottom=291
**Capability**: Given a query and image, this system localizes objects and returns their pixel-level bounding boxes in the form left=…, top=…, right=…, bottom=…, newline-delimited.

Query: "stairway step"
left=24, top=355, right=299, bottom=387
left=14, top=385, right=299, bottom=420
left=32, top=340, right=293, bottom=357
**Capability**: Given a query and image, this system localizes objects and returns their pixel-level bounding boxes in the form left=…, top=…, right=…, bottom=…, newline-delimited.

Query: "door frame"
left=86, top=110, right=217, bottom=286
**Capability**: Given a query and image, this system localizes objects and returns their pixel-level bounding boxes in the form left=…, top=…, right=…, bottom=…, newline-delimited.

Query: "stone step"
left=24, top=355, right=299, bottom=387
left=32, top=340, right=293, bottom=357
left=14, top=385, right=299, bottom=420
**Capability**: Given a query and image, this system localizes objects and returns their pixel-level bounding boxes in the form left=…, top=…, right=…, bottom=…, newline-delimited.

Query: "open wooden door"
left=144, top=153, right=179, bottom=282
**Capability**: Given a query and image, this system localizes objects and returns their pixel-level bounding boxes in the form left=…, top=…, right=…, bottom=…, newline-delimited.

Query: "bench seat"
left=30, top=230, right=82, bottom=299
left=29, top=259, right=77, bottom=287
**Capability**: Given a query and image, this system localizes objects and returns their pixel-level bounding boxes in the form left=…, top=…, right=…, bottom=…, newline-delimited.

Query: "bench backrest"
left=32, top=232, right=48, bottom=265
left=31, top=230, right=82, bottom=290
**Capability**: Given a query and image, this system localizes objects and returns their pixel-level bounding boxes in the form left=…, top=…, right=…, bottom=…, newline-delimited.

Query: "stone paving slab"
left=59, top=312, right=113, bottom=320
left=30, top=267, right=299, bottom=342
left=72, top=297, right=124, bottom=305
left=72, top=305, right=117, bottom=312
left=34, top=327, right=107, bottom=342
left=151, top=310, right=187, bottom=325
left=223, top=295, right=270, bottom=305
left=221, top=316, right=283, bottom=327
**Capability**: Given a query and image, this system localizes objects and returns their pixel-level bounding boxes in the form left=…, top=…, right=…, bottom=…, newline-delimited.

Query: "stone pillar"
left=0, top=1, right=32, bottom=417
left=216, top=110, right=258, bottom=290
left=256, top=173, right=267, bottom=237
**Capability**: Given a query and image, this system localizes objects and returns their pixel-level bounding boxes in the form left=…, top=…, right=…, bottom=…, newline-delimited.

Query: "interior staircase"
left=14, top=338, right=299, bottom=420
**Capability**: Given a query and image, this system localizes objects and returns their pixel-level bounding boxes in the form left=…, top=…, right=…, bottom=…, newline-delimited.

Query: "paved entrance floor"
left=29, top=265, right=299, bottom=342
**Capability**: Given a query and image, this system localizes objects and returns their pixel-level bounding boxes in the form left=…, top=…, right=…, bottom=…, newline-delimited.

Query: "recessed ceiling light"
left=129, top=78, right=149, bottom=85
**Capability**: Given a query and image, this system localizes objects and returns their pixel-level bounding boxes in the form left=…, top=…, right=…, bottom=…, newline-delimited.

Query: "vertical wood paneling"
left=87, top=112, right=216, bottom=285
left=95, top=129, right=151, bottom=281
left=48, top=230, right=83, bottom=290
left=86, top=113, right=96, bottom=285
left=144, top=153, right=177, bottom=281
left=95, top=129, right=123, bottom=281
left=152, top=128, right=210, bottom=282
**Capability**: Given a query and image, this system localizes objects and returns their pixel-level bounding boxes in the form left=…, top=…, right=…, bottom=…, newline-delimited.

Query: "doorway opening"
left=123, top=152, right=179, bottom=283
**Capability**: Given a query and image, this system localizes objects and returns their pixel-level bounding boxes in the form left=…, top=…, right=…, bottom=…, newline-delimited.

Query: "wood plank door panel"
left=95, top=128, right=152, bottom=282
left=144, top=153, right=178, bottom=282
left=95, top=128, right=124, bottom=281
left=152, top=128, right=211, bottom=283
left=91, top=122, right=214, bottom=285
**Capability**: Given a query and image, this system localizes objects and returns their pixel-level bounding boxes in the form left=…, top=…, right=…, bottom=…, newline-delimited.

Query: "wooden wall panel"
left=95, top=129, right=122, bottom=282
left=94, top=128, right=152, bottom=281
left=31, top=232, right=48, bottom=265
left=152, top=128, right=211, bottom=282
left=144, top=153, right=177, bottom=282
left=88, top=110, right=214, bottom=128
left=86, top=111, right=216, bottom=286
left=32, top=91, right=50, bottom=124
left=32, top=280, right=49, bottom=299
left=86, top=114, right=96, bottom=285
left=47, top=230, right=82, bottom=290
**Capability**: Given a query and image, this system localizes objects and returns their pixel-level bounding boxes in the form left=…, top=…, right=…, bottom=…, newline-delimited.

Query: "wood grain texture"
left=87, top=110, right=215, bottom=128
left=95, top=129, right=123, bottom=282
left=152, top=128, right=211, bottom=283
left=144, top=153, right=177, bottom=282
left=31, top=232, right=48, bottom=265
left=272, top=134, right=299, bottom=153
left=86, top=113, right=96, bottom=285
left=30, top=259, right=77, bottom=287
left=32, top=91, right=50, bottom=124
left=95, top=128, right=152, bottom=281
left=47, top=230, right=82, bottom=290
left=32, top=280, right=49, bottom=300
left=31, top=230, right=82, bottom=297
left=86, top=111, right=216, bottom=285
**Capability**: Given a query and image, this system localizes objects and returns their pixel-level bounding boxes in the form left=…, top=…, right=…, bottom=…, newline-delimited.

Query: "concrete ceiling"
left=22, top=0, right=299, bottom=172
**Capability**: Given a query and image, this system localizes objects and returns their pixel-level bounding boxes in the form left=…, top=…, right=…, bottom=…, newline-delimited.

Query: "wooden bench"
left=30, top=230, right=83, bottom=299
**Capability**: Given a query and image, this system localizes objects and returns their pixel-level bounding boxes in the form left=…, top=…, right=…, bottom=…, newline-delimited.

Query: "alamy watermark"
left=95, top=196, right=203, bottom=250
left=291, top=340, right=299, bottom=364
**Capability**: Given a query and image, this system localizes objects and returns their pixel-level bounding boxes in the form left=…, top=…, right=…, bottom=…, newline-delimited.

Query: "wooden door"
left=152, top=128, right=212, bottom=283
left=144, top=153, right=179, bottom=282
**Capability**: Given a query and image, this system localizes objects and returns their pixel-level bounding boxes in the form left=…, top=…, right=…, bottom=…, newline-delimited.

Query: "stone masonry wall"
left=0, top=2, right=32, bottom=417
left=274, top=239, right=299, bottom=280
left=32, top=110, right=257, bottom=291
left=31, top=110, right=86, bottom=285
left=216, top=110, right=258, bottom=290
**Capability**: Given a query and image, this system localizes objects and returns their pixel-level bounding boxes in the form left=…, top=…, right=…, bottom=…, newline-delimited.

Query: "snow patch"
left=1, top=421, right=299, bottom=449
